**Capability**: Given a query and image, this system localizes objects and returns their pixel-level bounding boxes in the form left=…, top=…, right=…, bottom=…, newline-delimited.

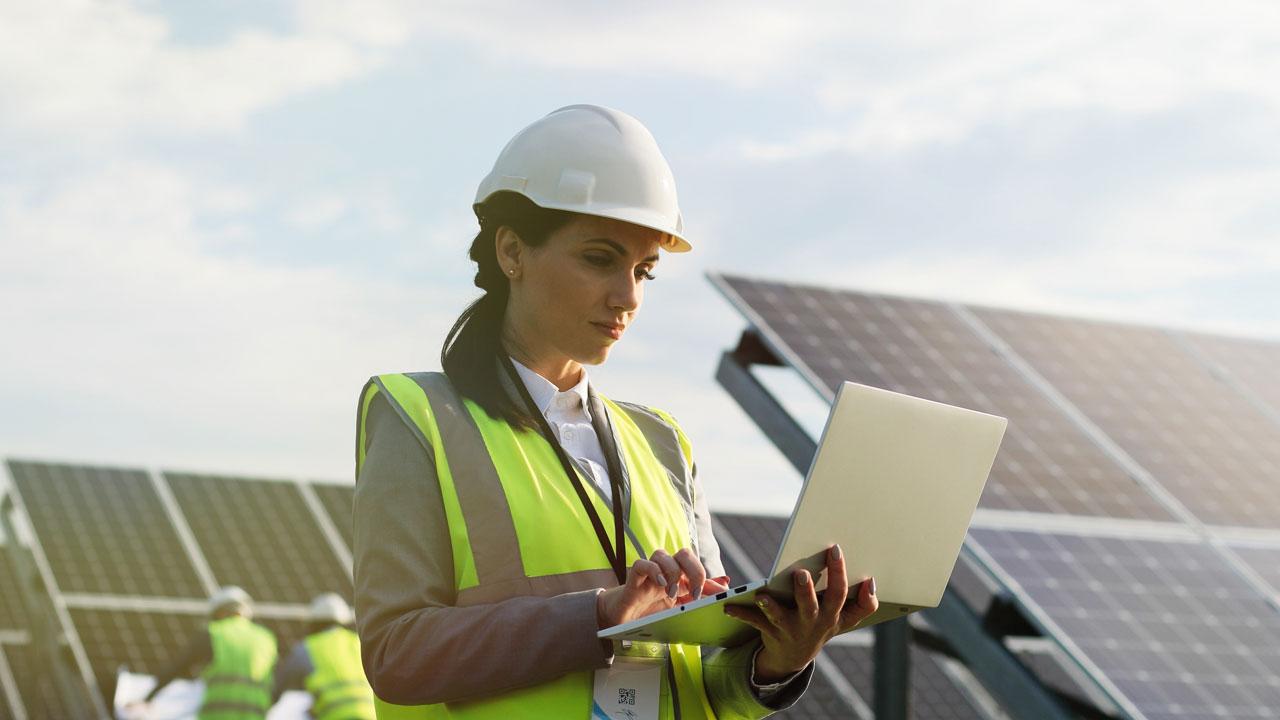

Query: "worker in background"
left=130, top=585, right=278, bottom=719
left=271, top=593, right=375, bottom=720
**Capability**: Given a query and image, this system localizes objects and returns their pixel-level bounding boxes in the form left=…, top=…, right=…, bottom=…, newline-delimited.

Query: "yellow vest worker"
left=138, top=586, right=277, bottom=720
left=203, top=613, right=278, bottom=719
left=273, top=593, right=376, bottom=720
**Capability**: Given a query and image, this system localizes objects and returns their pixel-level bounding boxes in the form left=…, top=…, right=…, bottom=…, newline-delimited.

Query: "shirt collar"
left=509, top=358, right=591, bottom=419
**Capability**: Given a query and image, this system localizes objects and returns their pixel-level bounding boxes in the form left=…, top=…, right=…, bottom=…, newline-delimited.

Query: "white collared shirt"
left=510, top=358, right=613, bottom=496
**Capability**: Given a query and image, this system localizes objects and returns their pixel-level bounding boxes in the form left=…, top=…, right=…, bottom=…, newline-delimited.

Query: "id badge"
left=592, top=656, right=662, bottom=720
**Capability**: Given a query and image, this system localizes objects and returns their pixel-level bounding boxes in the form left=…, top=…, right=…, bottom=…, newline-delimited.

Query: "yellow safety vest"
left=356, top=371, right=718, bottom=719
left=200, top=616, right=277, bottom=720
left=304, top=626, right=376, bottom=720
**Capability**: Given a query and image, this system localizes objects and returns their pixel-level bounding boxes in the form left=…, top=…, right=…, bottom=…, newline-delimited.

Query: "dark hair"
left=441, top=192, right=575, bottom=429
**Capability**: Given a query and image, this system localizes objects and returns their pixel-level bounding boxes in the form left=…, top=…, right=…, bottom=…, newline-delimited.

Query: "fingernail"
left=657, top=575, right=667, bottom=586
left=795, top=570, right=808, bottom=585
left=668, top=583, right=678, bottom=598
left=693, top=587, right=703, bottom=600
left=831, top=544, right=842, bottom=560
left=869, top=577, right=877, bottom=596
left=757, top=596, right=770, bottom=608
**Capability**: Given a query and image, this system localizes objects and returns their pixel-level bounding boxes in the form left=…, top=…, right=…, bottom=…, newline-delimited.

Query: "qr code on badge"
left=618, top=687, right=636, bottom=705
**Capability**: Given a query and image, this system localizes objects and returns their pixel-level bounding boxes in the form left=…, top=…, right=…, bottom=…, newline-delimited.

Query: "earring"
left=507, top=269, right=516, bottom=276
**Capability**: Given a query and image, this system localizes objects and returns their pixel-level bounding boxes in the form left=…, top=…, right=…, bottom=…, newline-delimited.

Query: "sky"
left=2, top=0, right=1278, bottom=513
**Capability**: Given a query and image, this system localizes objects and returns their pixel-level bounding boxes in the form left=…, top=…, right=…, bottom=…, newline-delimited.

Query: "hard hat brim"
left=473, top=193, right=692, bottom=253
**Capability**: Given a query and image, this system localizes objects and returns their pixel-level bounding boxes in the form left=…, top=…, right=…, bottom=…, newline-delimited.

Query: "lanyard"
left=501, top=356, right=628, bottom=586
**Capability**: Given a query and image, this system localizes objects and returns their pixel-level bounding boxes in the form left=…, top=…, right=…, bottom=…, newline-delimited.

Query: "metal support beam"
left=874, top=619, right=911, bottom=720
left=923, top=587, right=1074, bottom=720
left=714, top=339, right=819, bottom=478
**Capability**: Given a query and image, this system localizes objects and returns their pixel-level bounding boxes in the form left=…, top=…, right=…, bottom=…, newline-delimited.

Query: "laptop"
left=599, top=381, right=1007, bottom=647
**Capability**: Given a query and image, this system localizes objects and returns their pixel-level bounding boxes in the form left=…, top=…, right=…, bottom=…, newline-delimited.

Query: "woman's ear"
left=495, top=226, right=523, bottom=278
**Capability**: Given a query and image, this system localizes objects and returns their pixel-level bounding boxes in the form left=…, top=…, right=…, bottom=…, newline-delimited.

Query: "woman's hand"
left=724, top=544, right=878, bottom=682
left=597, top=548, right=730, bottom=629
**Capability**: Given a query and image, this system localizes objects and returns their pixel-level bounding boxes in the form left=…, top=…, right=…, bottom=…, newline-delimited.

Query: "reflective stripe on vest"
left=357, top=372, right=718, bottom=719
left=200, top=616, right=277, bottom=720
left=305, top=627, right=376, bottom=720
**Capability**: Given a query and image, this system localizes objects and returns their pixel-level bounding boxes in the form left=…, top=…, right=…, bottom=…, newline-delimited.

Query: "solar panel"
left=0, top=546, right=29, bottom=632
left=0, top=642, right=74, bottom=720
left=713, top=276, right=1175, bottom=521
left=69, top=608, right=205, bottom=706
left=969, top=308, right=1280, bottom=530
left=7, top=461, right=205, bottom=598
left=165, top=473, right=352, bottom=604
left=823, top=643, right=989, bottom=720
left=1180, top=331, right=1280, bottom=422
left=1228, top=544, right=1280, bottom=599
left=310, top=483, right=355, bottom=550
left=969, top=527, right=1280, bottom=719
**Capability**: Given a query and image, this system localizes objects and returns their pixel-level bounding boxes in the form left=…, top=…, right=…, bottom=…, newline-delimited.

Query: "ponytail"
left=441, top=192, right=574, bottom=429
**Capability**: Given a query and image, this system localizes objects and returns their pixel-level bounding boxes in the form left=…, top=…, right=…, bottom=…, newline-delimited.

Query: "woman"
left=353, top=104, right=878, bottom=719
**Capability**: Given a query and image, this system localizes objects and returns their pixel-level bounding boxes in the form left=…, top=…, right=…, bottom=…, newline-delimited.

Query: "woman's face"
left=502, top=214, right=663, bottom=368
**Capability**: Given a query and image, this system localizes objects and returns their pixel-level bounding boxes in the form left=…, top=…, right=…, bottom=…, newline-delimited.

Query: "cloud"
left=0, top=0, right=412, bottom=138
left=420, top=1, right=818, bottom=88
left=0, top=161, right=453, bottom=478
left=736, top=1, right=1280, bottom=157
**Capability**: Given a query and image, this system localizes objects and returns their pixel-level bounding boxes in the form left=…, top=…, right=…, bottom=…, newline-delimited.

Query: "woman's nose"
left=609, top=274, right=641, bottom=312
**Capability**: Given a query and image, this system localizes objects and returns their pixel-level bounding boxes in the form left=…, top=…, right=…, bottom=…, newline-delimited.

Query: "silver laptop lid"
left=769, top=382, right=1007, bottom=608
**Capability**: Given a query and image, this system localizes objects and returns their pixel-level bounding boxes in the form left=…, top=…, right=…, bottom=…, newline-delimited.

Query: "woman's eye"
left=635, top=268, right=657, bottom=281
left=585, top=253, right=612, bottom=267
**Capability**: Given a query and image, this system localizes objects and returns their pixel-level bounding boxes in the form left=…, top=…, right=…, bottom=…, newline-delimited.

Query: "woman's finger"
left=839, top=576, right=878, bottom=630
left=794, top=569, right=820, bottom=621
left=628, top=558, right=666, bottom=590
left=753, top=593, right=789, bottom=632
left=649, top=549, right=682, bottom=598
left=820, top=544, right=849, bottom=626
left=724, top=604, right=774, bottom=636
left=703, top=575, right=731, bottom=595
left=673, top=548, right=708, bottom=600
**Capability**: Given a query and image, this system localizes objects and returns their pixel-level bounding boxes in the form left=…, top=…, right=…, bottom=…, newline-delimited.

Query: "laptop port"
left=715, top=592, right=728, bottom=600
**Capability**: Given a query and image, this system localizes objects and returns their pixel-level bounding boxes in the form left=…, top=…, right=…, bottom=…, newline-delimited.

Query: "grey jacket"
left=352, top=382, right=812, bottom=717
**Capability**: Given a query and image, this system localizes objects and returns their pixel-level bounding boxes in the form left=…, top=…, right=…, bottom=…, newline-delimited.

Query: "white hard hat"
left=209, top=586, right=253, bottom=617
left=474, top=104, right=690, bottom=253
left=309, top=593, right=355, bottom=625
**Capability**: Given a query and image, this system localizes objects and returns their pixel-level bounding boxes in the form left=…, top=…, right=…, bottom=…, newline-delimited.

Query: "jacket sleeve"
left=353, top=392, right=612, bottom=706
left=689, top=460, right=815, bottom=717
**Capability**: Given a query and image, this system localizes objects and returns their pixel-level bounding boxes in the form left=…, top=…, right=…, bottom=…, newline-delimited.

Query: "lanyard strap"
left=501, top=356, right=628, bottom=585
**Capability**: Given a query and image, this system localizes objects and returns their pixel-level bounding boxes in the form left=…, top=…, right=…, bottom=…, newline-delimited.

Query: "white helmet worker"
left=208, top=586, right=253, bottom=618
left=474, top=104, right=690, bottom=252
left=309, top=593, right=355, bottom=626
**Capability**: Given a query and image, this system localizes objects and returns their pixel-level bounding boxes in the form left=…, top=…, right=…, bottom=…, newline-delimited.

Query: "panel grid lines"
left=165, top=472, right=353, bottom=604
left=971, top=528, right=1280, bottom=719
left=972, top=308, right=1280, bottom=530
left=715, top=275, right=1175, bottom=520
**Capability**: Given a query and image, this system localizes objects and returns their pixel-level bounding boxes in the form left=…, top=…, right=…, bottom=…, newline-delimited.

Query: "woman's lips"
left=593, top=322, right=623, bottom=340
